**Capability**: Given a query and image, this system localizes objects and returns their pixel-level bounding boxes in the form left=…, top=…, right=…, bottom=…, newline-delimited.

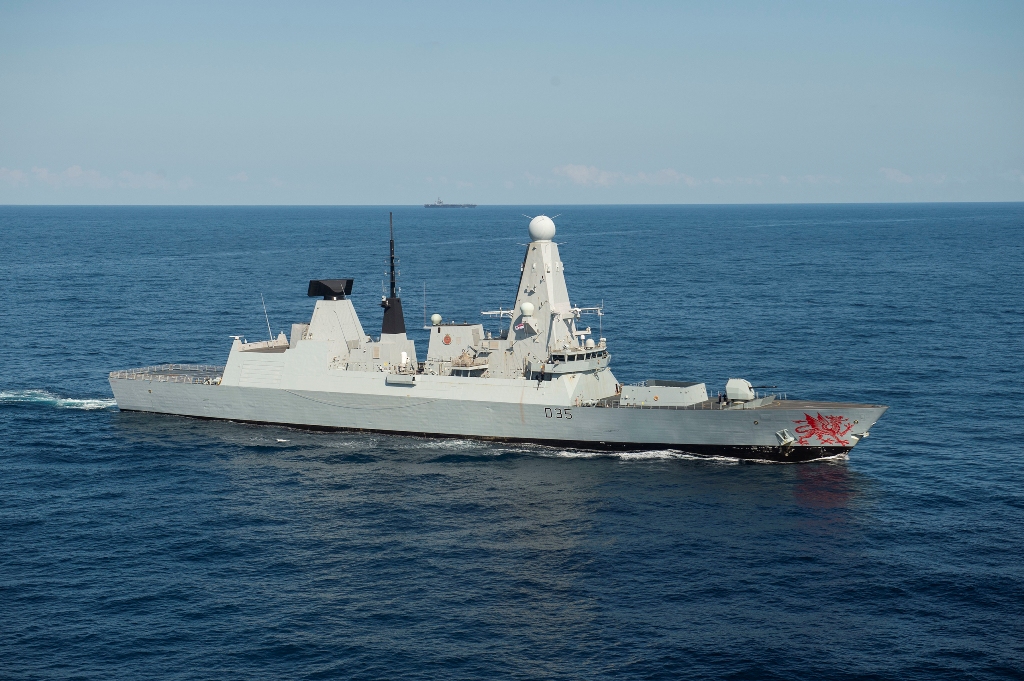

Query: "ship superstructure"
left=109, top=215, right=886, bottom=462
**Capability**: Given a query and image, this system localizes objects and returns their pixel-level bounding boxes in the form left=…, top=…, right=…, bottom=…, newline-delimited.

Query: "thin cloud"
left=0, top=167, right=28, bottom=185
left=33, top=165, right=114, bottom=189
left=118, top=170, right=172, bottom=190
left=554, top=166, right=848, bottom=188
left=879, top=167, right=913, bottom=184
left=228, top=172, right=249, bottom=182
left=554, top=164, right=697, bottom=187
left=0, top=165, right=194, bottom=191
left=711, top=175, right=766, bottom=186
left=626, top=169, right=698, bottom=186
left=555, top=164, right=619, bottom=186
left=780, top=174, right=842, bottom=185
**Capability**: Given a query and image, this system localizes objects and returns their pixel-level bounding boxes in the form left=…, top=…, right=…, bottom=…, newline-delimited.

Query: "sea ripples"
left=1, top=204, right=1022, bottom=680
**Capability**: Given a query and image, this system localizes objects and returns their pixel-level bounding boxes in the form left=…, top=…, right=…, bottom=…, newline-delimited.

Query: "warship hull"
left=109, top=372, right=885, bottom=463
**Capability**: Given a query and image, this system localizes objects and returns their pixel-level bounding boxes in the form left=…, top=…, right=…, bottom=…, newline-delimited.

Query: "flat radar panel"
left=307, top=279, right=354, bottom=299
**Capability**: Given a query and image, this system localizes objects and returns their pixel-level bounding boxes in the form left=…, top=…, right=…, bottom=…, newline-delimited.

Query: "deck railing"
left=594, top=393, right=785, bottom=410
left=109, top=364, right=225, bottom=384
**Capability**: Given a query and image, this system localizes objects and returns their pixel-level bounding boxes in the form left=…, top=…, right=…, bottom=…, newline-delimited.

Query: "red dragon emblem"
left=794, top=413, right=854, bottom=446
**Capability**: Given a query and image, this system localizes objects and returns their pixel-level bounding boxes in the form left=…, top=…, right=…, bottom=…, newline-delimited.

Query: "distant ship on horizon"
left=425, top=198, right=476, bottom=208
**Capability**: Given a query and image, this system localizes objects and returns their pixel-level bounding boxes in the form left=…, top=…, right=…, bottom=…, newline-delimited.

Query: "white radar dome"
left=430, top=313, right=442, bottom=326
left=520, top=302, right=535, bottom=317
left=528, top=215, right=556, bottom=242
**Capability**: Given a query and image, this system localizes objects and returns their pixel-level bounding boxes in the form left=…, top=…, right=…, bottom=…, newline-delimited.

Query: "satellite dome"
left=528, top=215, right=556, bottom=242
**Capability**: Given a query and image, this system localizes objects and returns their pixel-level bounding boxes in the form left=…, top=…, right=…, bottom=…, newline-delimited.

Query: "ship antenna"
left=260, top=293, right=273, bottom=341
left=389, top=212, right=397, bottom=299
left=380, top=212, right=407, bottom=335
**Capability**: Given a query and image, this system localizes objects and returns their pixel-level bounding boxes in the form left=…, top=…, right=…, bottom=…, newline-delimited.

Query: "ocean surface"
left=1, top=204, right=1022, bottom=680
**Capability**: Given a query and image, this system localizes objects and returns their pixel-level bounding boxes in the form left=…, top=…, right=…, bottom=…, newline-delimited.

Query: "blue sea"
left=1, top=204, right=1022, bottom=680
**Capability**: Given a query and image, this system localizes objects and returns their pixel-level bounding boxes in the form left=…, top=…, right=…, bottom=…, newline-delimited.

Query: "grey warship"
left=425, top=198, right=476, bottom=208
left=109, top=215, right=887, bottom=462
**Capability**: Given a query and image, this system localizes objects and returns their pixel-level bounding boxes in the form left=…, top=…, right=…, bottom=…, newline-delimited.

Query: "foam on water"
left=0, top=389, right=116, bottom=411
left=618, top=449, right=741, bottom=464
left=417, top=438, right=494, bottom=452
left=549, top=448, right=743, bottom=464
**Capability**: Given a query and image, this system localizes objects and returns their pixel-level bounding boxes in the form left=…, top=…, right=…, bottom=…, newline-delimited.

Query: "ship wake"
left=551, top=448, right=741, bottom=464
left=0, top=389, right=117, bottom=411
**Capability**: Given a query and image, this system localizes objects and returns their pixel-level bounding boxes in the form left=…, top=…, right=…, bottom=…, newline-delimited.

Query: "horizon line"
left=2, top=200, right=1024, bottom=208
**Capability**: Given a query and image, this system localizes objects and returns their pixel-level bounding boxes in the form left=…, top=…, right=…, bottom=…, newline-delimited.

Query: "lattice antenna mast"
left=380, top=211, right=407, bottom=335
left=389, top=212, right=397, bottom=299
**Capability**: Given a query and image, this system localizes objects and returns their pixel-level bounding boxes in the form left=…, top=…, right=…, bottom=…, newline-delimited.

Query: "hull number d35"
left=544, top=407, right=572, bottom=419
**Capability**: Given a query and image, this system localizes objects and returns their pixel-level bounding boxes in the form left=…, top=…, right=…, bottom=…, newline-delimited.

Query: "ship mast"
left=389, top=212, right=397, bottom=299
left=380, top=211, right=406, bottom=336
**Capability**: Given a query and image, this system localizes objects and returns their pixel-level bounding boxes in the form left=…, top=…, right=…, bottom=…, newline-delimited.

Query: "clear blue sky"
left=1, top=1, right=1022, bottom=204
